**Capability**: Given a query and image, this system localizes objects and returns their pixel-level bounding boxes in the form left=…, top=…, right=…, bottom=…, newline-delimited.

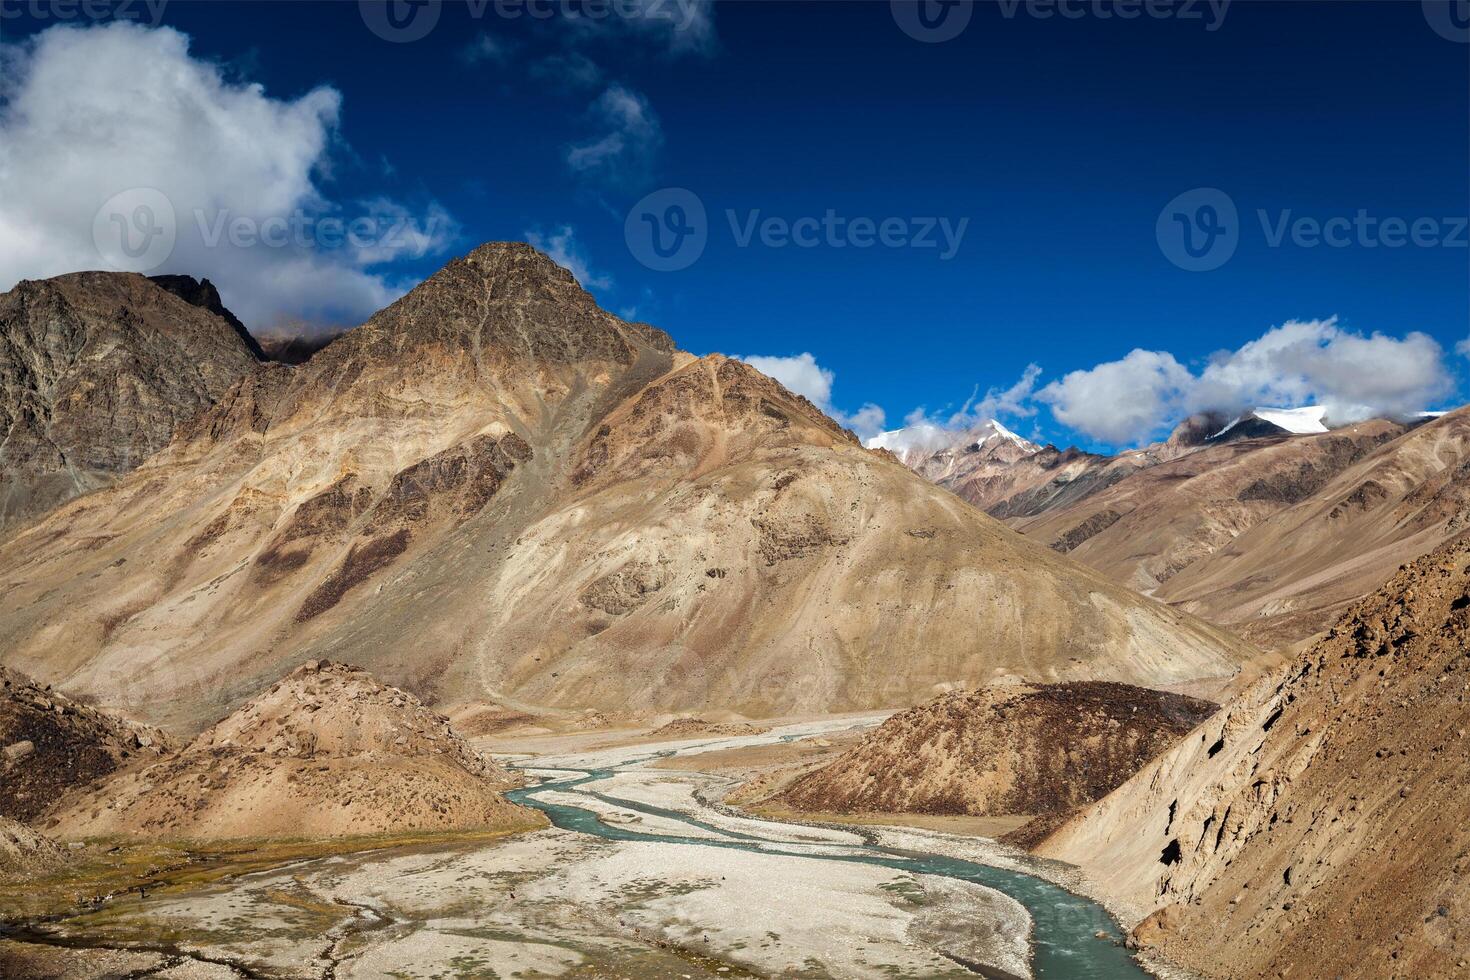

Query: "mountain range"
left=0, top=245, right=1247, bottom=733
left=874, top=404, right=1469, bottom=647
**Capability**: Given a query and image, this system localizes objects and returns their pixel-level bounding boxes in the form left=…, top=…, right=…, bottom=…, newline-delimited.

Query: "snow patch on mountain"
left=865, top=419, right=1040, bottom=460
left=1211, top=405, right=1329, bottom=439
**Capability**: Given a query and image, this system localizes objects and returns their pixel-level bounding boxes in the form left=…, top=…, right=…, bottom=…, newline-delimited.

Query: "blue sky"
left=0, top=1, right=1466, bottom=450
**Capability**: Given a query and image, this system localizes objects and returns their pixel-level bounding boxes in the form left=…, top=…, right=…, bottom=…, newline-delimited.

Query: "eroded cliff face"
left=1037, top=534, right=1470, bottom=979
left=0, top=272, right=260, bottom=531
left=0, top=244, right=1248, bottom=733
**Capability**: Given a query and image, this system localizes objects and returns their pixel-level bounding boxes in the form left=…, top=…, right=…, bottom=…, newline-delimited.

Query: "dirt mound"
left=0, top=666, right=174, bottom=821
left=1037, top=534, right=1470, bottom=978
left=45, top=662, right=540, bottom=841
left=0, top=816, right=64, bottom=879
left=647, top=717, right=770, bottom=739
left=777, top=683, right=1215, bottom=819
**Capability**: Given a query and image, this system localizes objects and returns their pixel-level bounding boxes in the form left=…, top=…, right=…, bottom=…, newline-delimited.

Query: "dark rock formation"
left=148, top=274, right=264, bottom=360
left=0, top=272, right=261, bottom=531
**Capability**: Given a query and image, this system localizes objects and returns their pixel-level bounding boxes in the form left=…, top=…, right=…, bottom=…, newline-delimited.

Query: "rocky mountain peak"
left=149, top=273, right=264, bottom=360
left=320, top=243, right=674, bottom=375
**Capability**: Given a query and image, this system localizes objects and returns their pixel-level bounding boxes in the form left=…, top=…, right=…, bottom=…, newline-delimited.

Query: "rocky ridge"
left=0, top=244, right=1248, bottom=730
left=886, top=406, right=1470, bottom=648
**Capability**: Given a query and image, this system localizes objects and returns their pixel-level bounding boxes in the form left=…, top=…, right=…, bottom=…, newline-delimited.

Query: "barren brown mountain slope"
left=775, top=682, right=1216, bottom=820
left=1153, top=407, right=1470, bottom=646
left=0, top=272, right=261, bottom=532
left=46, top=661, right=537, bottom=840
left=922, top=440, right=1154, bottom=518
left=0, top=244, right=1247, bottom=732
left=1035, top=534, right=1470, bottom=979
left=1011, top=421, right=1407, bottom=597
left=1, top=666, right=174, bottom=822
left=905, top=409, right=1469, bottom=649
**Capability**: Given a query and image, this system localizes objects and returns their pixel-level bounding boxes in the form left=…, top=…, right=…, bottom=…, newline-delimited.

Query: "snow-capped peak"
left=973, top=419, right=1041, bottom=453
left=1252, top=406, right=1329, bottom=434
left=1210, top=405, right=1330, bottom=439
left=864, top=419, right=1040, bottom=461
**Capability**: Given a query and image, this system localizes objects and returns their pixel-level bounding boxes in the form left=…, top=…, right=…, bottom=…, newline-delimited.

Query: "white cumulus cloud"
left=1035, top=318, right=1454, bottom=446
left=1189, top=318, right=1452, bottom=423
left=566, top=84, right=663, bottom=188
left=1037, top=350, right=1194, bottom=446
left=0, top=22, right=456, bottom=331
left=526, top=225, right=611, bottom=290
left=736, top=352, right=887, bottom=440
left=877, top=365, right=1044, bottom=455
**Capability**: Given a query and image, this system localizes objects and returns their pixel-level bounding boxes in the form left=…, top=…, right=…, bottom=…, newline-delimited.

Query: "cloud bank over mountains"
left=0, top=22, right=455, bottom=331
left=754, top=318, right=1458, bottom=452
left=1038, top=318, right=1454, bottom=445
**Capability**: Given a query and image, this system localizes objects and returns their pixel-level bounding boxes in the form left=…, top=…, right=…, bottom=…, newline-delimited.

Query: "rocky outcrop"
left=0, top=666, right=174, bottom=822
left=0, top=272, right=261, bottom=531
left=46, top=661, right=540, bottom=840
left=0, top=816, right=63, bottom=879
left=778, top=682, right=1215, bottom=818
left=148, top=274, right=264, bottom=360
left=1036, top=534, right=1470, bottom=978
